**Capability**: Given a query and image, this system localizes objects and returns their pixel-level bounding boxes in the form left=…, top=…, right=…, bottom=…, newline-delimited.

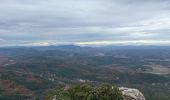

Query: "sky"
left=0, top=0, right=170, bottom=46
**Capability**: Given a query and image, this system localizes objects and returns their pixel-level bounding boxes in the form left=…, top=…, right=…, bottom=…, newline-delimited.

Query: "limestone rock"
left=119, top=87, right=145, bottom=100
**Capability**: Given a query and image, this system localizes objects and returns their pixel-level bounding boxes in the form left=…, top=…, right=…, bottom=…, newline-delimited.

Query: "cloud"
left=0, top=0, right=170, bottom=46
left=77, top=40, right=170, bottom=46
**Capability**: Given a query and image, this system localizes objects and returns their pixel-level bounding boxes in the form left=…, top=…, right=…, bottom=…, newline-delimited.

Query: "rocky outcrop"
left=119, top=87, right=145, bottom=100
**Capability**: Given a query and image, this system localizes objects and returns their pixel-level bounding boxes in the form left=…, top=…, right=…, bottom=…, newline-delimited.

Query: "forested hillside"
left=0, top=46, right=170, bottom=100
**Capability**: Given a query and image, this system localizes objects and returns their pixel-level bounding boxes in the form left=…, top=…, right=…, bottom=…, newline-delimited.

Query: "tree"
left=45, top=83, right=124, bottom=100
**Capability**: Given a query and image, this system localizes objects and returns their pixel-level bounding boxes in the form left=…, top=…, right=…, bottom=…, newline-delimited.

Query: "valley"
left=0, top=45, right=170, bottom=100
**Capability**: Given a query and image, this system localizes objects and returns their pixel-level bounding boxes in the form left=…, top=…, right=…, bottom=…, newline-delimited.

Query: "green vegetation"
left=0, top=46, right=170, bottom=100
left=45, top=83, right=124, bottom=100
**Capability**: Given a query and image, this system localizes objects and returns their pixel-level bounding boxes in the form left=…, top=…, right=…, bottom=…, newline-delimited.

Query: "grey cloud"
left=0, top=0, right=170, bottom=45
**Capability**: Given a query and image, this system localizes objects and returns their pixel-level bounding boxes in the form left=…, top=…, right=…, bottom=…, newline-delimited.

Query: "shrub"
left=45, top=83, right=124, bottom=100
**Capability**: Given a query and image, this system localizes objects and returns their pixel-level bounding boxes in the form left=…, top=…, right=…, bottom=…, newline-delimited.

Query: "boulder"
left=119, top=87, right=145, bottom=100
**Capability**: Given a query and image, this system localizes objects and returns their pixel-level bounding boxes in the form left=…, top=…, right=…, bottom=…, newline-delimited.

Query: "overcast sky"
left=0, top=0, right=170, bottom=46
